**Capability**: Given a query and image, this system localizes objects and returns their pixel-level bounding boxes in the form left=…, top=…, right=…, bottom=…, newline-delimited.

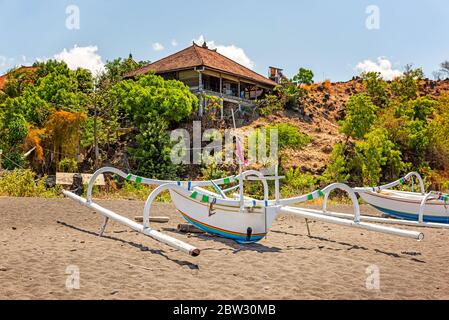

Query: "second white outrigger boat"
left=63, top=166, right=425, bottom=256
left=353, top=172, right=449, bottom=227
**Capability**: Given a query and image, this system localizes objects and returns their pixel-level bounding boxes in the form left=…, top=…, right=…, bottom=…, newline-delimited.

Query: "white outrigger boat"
left=63, top=167, right=425, bottom=256
left=353, top=172, right=449, bottom=227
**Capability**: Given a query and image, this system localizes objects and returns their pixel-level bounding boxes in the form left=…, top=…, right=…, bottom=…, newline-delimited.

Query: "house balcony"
left=191, top=88, right=255, bottom=107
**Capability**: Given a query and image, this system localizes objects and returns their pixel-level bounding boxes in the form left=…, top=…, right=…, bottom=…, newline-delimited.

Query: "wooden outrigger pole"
left=63, top=165, right=425, bottom=257
left=63, top=189, right=200, bottom=256
left=279, top=206, right=424, bottom=240
left=277, top=183, right=424, bottom=240
left=62, top=167, right=201, bottom=256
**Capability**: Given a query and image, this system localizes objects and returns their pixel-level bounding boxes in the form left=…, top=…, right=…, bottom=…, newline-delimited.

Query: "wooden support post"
left=305, top=218, right=311, bottom=237
left=198, top=96, right=203, bottom=117
left=198, top=71, right=203, bottom=91
left=99, top=217, right=109, bottom=237
left=238, top=79, right=241, bottom=98
left=198, top=71, right=204, bottom=117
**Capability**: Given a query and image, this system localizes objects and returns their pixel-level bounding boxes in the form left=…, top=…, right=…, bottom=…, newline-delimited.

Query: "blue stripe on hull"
left=371, top=205, right=449, bottom=224
left=181, top=215, right=265, bottom=244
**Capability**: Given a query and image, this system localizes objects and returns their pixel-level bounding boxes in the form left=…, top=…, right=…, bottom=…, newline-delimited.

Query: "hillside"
left=240, top=78, right=449, bottom=175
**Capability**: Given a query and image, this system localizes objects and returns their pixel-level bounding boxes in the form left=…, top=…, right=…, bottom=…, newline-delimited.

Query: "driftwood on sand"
left=177, top=224, right=206, bottom=234
left=134, top=216, right=170, bottom=223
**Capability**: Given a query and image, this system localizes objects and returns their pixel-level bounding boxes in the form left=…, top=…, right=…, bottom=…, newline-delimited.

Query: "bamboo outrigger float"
left=63, top=166, right=425, bottom=256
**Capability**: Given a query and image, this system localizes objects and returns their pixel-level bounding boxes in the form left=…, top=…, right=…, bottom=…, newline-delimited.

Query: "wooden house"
left=125, top=42, right=278, bottom=116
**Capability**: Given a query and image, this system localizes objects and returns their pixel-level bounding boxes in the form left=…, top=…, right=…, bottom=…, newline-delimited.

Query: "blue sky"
left=0, top=0, right=448, bottom=81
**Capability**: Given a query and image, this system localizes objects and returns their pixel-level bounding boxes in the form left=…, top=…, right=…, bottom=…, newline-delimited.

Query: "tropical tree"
left=0, top=60, right=93, bottom=172
left=44, top=111, right=87, bottom=169
left=128, top=120, right=179, bottom=179
left=391, top=65, right=424, bottom=101
left=109, top=73, right=198, bottom=124
left=428, top=92, right=449, bottom=170
left=97, top=55, right=150, bottom=90
left=292, top=68, right=314, bottom=86
left=340, top=94, right=378, bottom=140
left=321, top=143, right=351, bottom=184
left=361, top=72, right=389, bottom=107
left=354, top=128, right=405, bottom=185
left=106, top=73, right=198, bottom=178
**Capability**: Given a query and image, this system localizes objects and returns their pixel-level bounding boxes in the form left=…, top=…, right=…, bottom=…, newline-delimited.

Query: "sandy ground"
left=1, top=196, right=449, bottom=300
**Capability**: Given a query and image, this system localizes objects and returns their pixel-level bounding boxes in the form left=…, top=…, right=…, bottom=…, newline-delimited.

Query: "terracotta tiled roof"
left=126, top=43, right=277, bottom=87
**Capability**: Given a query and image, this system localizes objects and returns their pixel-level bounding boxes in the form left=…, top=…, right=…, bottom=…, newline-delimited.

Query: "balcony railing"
left=191, top=88, right=255, bottom=106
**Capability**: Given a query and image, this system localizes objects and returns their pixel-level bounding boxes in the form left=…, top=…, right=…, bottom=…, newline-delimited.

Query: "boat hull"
left=169, top=189, right=278, bottom=243
left=359, top=190, right=449, bottom=224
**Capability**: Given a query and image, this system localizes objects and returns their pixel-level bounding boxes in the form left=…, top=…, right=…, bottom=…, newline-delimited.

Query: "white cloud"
left=356, top=57, right=402, bottom=80
left=54, top=45, right=105, bottom=76
left=152, top=42, right=165, bottom=51
left=193, top=35, right=255, bottom=70
left=171, top=39, right=178, bottom=47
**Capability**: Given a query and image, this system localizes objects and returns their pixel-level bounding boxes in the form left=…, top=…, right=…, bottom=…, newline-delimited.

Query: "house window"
left=223, top=81, right=238, bottom=96
left=202, top=75, right=220, bottom=92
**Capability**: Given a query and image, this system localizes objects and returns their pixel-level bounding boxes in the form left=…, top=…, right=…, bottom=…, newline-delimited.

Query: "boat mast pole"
left=275, top=164, right=280, bottom=204
left=231, top=109, right=244, bottom=212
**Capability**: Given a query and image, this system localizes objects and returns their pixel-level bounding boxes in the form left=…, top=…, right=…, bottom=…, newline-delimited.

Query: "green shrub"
left=6, top=115, right=29, bottom=146
left=281, top=168, right=317, bottom=197
left=119, top=181, right=153, bottom=200
left=340, top=94, right=378, bottom=139
left=321, top=143, right=350, bottom=184
left=129, top=120, right=179, bottom=180
left=250, top=123, right=312, bottom=152
left=292, top=68, right=314, bottom=86
left=361, top=72, right=389, bottom=107
left=255, top=95, right=283, bottom=116
left=390, top=66, right=424, bottom=101
left=116, top=181, right=170, bottom=202
left=58, top=157, right=78, bottom=173
left=200, top=152, right=229, bottom=181
left=0, top=169, right=61, bottom=197
left=89, top=180, right=171, bottom=202
left=354, top=128, right=402, bottom=186
left=269, top=123, right=312, bottom=150
left=1, top=151, right=26, bottom=170
left=441, top=180, right=449, bottom=193
left=243, top=180, right=274, bottom=200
